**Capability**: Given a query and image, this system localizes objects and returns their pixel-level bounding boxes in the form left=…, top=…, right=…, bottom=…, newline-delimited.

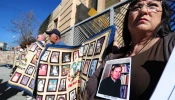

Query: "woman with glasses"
left=85, top=0, right=174, bottom=100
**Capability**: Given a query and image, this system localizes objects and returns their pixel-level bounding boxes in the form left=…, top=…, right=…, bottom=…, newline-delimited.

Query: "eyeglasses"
left=129, top=0, right=162, bottom=15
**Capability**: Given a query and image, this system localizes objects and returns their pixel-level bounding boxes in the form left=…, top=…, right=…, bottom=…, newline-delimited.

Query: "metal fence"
left=61, top=0, right=175, bottom=46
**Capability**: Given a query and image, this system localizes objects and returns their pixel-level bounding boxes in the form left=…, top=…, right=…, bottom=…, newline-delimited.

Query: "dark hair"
left=111, top=64, right=122, bottom=71
left=122, top=0, right=172, bottom=52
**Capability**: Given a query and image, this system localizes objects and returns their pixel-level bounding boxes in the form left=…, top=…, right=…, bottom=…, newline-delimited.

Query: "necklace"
left=128, top=37, right=154, bottom=56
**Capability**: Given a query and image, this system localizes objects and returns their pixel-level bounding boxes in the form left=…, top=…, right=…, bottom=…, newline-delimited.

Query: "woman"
left=85, top=0, right=174, bottom=100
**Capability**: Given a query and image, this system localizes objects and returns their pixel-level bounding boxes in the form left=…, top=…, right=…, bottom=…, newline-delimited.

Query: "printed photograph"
left=25, top=65, right=35, bottom=75
left=11, top=72, right=21, bottom=83
left=38, top=64, right=48, bottom=76
left=73, top=50, right=79, bottom=61
left=58, top=78, right=66, bottom=91
left=79, top=46, right=84, bottom=57
left=47, top=79, right=58, bottom=92
left=36, top=48, right=42, bottom=59
left=82, top=59, right=91, bottom=75
left=41, top=51, right=50, bottom=61
left=87, top=41, right=96, bottom=56
left=37, top=78, right=45, bottom=92
left=83, top=44, right=89, bottom=56
left=71, top=61, right=82, bottom=76
left=46, top=95, right=55, bottom=100
left=62, top=52, right=71, bottom=63
left=80, top=78, right=86, bottom=98
left=36, top=95, right=42, bottom=100
left=61, top=65, right=70, bottom=76
left=28, top=79, right=35, bottom=89
left=21, top=54, right=26, bottom=60
left=97, top=58, right=131, bottom=100
left=69, top=88, right=76, bottom=100
left=88, top=59, right=99, bottom=77
left=30, top=43, right=38, bottom=52
left=31, top=55, right=37, bottom=65
left=50, top=65, right=59, bottom=76
left=57, top=94, right=66, bottom=100
left=94, top=36, right=105, bottom=55
left=50, top=51, right=60, bottom=63
left=20, top=75, right=30, bottom=86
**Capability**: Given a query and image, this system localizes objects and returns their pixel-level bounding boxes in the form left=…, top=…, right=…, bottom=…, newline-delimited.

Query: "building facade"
left=0, top=42, right=7, bottom=50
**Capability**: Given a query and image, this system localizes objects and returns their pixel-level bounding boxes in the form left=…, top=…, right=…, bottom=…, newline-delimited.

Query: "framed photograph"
left=20, top=75, right=30, bottom=86
left=45, top=95, right=55, bottom=100
left=37, top=78, right=46, bottom=92
left=82, top=59, right=91, bottom=76
left=25, top=65, right=35, bottom=75
left=81, top=59, right=85, bottom=72
left=31, top=55, right=37, bottom=65
left=47, top=79, right=58, bottom=92
left=41, top=51, right=50, bottom=62
left=36, top=95, right=42, bottom=100
left=29, top=43, right=38, bottom=52
left=96, top=58, right=131, bottom=100
left=94, top=36, right=105, bottom=55
left=79, top=46, right=84, bottom=57
left=83, top=44, right=89, bottom=56
left=80, top=78, right=86, bottom=98
left=71, top=61, right=82, bottom=75
left=28, top=79, right=35, bottom=89
left=69, top=88, right=76, bottom=100
left=50, top=51, right=60, bottom=63
left=61, top=65, right=70, bottom=76
left=39, top=64, right=48, bottom=76
left=58, top=78, right=66, bottom=91
left=87, top=41, right=96, bottom=56
left=57, top=94, right=67, bottom=100
left=21, top=54, right=26, bottom=60
left=50, top=65, right=59, bottom=76
left=11, top=72, right=21, bottom=83
left=36, top=48, right=42, bottom=59
left=88, top=59, right=99, bottom=77
left=73, top=50, right=79, bottom=61
left=62, top=52, right=71, bottom=63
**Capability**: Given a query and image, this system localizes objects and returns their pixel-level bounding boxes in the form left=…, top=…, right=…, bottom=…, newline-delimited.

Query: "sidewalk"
left=0, top=64, right=26, bottom=100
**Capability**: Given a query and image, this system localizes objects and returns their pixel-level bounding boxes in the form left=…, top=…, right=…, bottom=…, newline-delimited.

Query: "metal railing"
left=61, top=0, right=175, bottom=46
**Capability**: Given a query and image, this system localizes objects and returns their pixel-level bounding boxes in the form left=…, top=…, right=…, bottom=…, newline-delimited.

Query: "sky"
left=0, top=0, right=61, bottom=47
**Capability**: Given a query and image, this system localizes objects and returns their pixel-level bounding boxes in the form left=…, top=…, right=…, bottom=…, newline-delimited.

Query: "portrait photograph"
left=21, top=54, right=26, bottom=60
left=46, top=95, right=55, bottom=100
left=11, top=72, right=21, bottom=83
left=28, top=79, right=35, bottom=89
left=20, top=75, right=30, bottom=86
left=82, top=59, right=91, bottom=75
left=62, top=52, right=71, bottom=63
left=79, top=46, right=84, bottom=57
left=58, top=78, right=66, bottom=91
left=50, top=65, right=59, bottom=76
left=30, top=43, right=38, bottom=52
left=81, top=59, right=85, bottom=72
left=69, top=88, right=76, bottom=100
left=83, top=44, right=89, bottom=56
left=25, top=65, right=35, bottom=75
left=80, top=78, right=86, bottom=99
left=38, top=64, right=48, bottom=76
left=88, top=59, right=98, bottom=77
left=61, top=65, right=70, bottom=76
left=36, top=48, right=42, bottom=59
left=37, top=78, right=46, bottom=92
left=47, top=79, right=58, bottom=92
left=36, top=95, right=42, bottom=100
left=57, top=94, right=66, bottom=100
left=94, top=36, right=105, bottom=55
left=73, top=50, right=79, bottom=61
left=96, top=58, right=131, bottom=100
left=50, top=51, right=60, bottom=63
left=87, top=41, right=96, bottom=56
left=31, top=55, right=37, bottom=65
left=41, top=51, right=50, bottom=61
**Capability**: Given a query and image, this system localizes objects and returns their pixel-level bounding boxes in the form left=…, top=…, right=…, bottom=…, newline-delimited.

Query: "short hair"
left=111, top=64, right=122, bottom=71
left=122, top=0, right=172, bottom=53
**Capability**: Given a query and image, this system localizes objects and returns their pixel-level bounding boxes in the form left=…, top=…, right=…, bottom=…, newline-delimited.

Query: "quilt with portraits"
left=7, top=25, right=116, bottom=100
